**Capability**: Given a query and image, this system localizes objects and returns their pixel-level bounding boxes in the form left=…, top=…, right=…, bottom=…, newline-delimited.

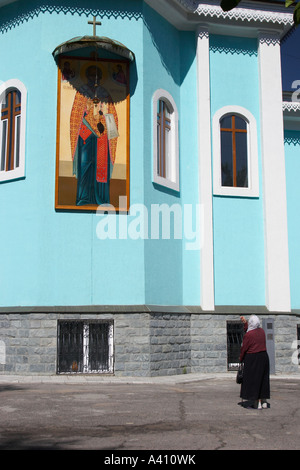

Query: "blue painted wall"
left=1, top=2, right=296, bottom=310
left=142, top=4, right=183, bottom=305
left=141, top=8, right=200, bottom=306
left=0, top=0, right=200, bottom=308
left=209, top=35, right=265, bottom=306
left=0, top=0, right=147, bottom=307
left=284, top=130, right=300, bottom=309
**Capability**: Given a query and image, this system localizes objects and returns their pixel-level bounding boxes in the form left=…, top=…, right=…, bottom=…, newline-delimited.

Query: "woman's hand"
left=240, top=315, right=247, bottom=324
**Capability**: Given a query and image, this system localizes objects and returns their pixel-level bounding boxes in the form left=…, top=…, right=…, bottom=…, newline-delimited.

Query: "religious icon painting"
left=55, top=56, right=130, bottom=212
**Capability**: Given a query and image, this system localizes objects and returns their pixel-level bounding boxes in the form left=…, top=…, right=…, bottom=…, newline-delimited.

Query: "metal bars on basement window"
left=227, top=321, right=245, bottom=370
left=57, top=320, right=114, bottom=374
left=297, top=325, right=300, bottom=365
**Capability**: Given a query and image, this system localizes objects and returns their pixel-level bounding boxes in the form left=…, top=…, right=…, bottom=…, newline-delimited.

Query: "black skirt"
left=240, top=351, right=270, bottom=401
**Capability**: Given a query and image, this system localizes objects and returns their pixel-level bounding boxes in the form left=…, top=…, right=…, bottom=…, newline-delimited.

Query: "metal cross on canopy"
left=88, top=16, right=102, bottom=37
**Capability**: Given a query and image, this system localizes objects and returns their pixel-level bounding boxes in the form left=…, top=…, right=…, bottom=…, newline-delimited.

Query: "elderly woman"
left=240, top=315, right=270, bottom=409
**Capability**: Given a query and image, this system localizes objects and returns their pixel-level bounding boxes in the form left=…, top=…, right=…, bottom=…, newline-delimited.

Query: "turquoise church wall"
left=142, top=4, right=183, bottom=305
left=0, top=0, right=149, bottom=307
left=209, top=35, right=265, bottom=306
left=141, top=8, right=200, bottom=306
left=0, top=0, right=200, bottom=308
left=284, top=130, right=300, bottom=309
left=2, top=2, right=295, bottom=310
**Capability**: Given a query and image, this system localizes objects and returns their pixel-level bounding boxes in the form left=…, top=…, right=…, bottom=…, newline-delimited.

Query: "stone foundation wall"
left=191, top=314, right=228, bottom=373
left=149, top=313, right=191, bottom=376
left=0, top=311, right=299, bottom=376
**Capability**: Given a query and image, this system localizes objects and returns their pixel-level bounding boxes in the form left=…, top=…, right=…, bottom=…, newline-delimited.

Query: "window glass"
left=157, top=99, right=171, bottom=179
left=221, top=130, right=233, bottom=186
left=15, top=115, right=21, bottom=169
left=220, top=114, right=248, bottom=189
left=220, top=115, right=232, bottom=129
left=1, top=120, right=7, bottom=171
left=235, top=131, right=248, bottom=187
left=1, top=89, right=21, bottom=173
left=235, top=115, right=247, bottom=130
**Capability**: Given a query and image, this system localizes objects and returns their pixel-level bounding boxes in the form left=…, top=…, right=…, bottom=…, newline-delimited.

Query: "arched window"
left=213, top=106, right=259, bottom=197
left=0, top=79, right=27, bottom=182
left=220, top=114, right=248, bottom=188
left=157, top=99, right=171, bottom=179
left=153, top=89, right=179, bottom=191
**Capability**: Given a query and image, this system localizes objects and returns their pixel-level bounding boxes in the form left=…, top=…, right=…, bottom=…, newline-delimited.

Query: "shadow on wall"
left=0, top=0, right=195, bottom=87
left=142, top=2, right=196, bottom=87
left=0, top=0, right=143, bottom=33
left=0, top=0, right=140, bottom=94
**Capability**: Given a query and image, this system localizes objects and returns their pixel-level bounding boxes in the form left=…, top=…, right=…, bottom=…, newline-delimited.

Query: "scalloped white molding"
left=1, top=0, right=295, bottom=30
left=145, top=0, right=293, bottom=38
left=283, top=101, right=300, bottom=112
left=174, top=0, right=293, bottom=25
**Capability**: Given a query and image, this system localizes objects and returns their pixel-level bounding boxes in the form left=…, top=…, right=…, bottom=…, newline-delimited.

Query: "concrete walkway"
left=0, top=371, right=299, bottom=384
left=0, top=372, right=299, bottom=450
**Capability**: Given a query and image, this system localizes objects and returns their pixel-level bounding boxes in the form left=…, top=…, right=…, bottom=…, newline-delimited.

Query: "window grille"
left=297, top=325, right=300, bottom=365
left=57, top=320, right=114, bottom=374
left=227, top=321, right=244, bottom=370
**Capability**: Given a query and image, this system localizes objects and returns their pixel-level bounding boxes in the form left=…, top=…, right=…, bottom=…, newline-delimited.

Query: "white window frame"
left=152, top=89, right=179, bottom=192
left=212, top=105, right=259, bottom=197
left=82, top=322, right=114, bottom=374
left=0, top=79, right=27, bottom=183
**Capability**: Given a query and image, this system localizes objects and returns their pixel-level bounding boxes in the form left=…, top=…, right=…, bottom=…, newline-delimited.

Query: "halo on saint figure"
left=80, top=61, right=107, bottom=84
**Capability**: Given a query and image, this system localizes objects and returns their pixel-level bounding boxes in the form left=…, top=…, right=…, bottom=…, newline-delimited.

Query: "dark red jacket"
left=240, top=323, right=267, bottom=362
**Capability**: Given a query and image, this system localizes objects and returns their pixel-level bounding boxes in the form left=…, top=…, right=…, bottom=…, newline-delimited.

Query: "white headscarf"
left=247, top=314, right=260, bottom=332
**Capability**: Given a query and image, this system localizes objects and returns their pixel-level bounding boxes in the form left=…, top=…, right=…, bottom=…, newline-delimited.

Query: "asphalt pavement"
left=0, top=372, right=299, bottom=452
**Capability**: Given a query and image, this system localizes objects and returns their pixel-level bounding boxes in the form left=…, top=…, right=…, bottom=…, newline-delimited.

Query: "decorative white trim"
left=283, top=101, right=300, bottom=112
left=283, top=100, right=300, bottom=130
left=145, top=1, right=293, bottom=38
left=258, top=31, right=291, bottom=312
left=258, top=32, right=281, bottom=46
left=0, top=78, right=27, bottom=182
left=212, top=105, right=259, bottom=198
left=174, top=0, right=293, bottom=25
left=196, top=26, right=215, bottom=311
left=152, top=89, right=179, bottom=192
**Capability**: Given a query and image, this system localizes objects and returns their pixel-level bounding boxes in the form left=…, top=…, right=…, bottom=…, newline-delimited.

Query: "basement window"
left=57, top=320, right=114, bottom=374
left=227, top=321, right=244, bottom=370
